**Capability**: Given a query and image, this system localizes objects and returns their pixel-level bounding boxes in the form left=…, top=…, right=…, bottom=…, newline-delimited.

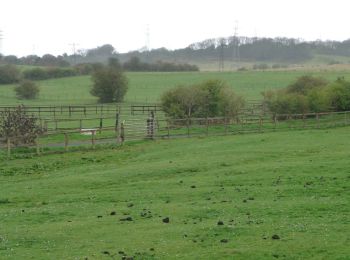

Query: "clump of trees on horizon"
left=1, top=37, right=350, bottom=69
left=123, top=57, right=199, bottom=72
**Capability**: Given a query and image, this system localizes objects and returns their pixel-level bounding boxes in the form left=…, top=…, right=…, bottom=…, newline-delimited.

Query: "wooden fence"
left=1, top=110, right=350, bottom=157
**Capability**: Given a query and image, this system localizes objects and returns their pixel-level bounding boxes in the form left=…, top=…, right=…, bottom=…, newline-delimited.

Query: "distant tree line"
left=123, top=57, right=199, bottom=72
left=0, top=65, right=88, bottom=84
left=118, top=37, right=350, bottom=65
left=0, top=53, right=70, bottom=67
left=1, top=37, right=349, bottom=69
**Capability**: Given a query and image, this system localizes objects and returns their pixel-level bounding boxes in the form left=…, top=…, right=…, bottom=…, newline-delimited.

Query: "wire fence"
left=1, top=110, right=350, bottom=158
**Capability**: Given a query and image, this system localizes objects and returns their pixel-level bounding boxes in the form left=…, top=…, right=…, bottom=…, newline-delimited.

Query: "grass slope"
left=0, top=127, right=349, bottom=259
left=1, top=70, right=350, bottom=105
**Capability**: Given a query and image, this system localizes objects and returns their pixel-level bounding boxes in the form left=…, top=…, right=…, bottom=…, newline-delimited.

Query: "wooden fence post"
left=167, top=120, right=170, bottom=139
left=316, top=113, right=320, bottom=128
left=241, top=117, right=244, bottom=133
left=259, top=115, right=262, bottom=132
left=64, top=133, right=69, bottom=152
left=206, top=117, right=209, bottom=136
left=187, top=118, right=190, bottom=137
left=115, top=113, right=119, bottom=133
left=7, top=138, right=11, bottom=158
left=99, top=118, right=103, bottom=134
left=120, top=121, right=125, bottom=144
left=35, top=137, right=40, bottom=155
left=91, top=130, right=96, bottom=149
left=147, top=111, right=155, bottom=139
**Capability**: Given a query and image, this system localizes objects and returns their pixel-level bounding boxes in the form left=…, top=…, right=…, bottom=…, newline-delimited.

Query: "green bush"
left=23, top=67, right=77, bottom=80
left=307, top=89, right=330, bottom=112
left=263, top=76, right=338, bottom=115
left=15, top=80, right=40, bottom=99
left=326, top=78, right=350, bottom=111
left=90, top=58, right=128, bottom=103
left=161, top=80, right=245, bottom=119
left=263, top=90, right=309, bottom=115
left=46, top=67, right=77, bottom=78
left=286, top=75, right=328, bottom=95
left=0, top=65, right=20, bottom=84
left=22, top=68, right=49, bottom=80
left=253, top=64, right=269, bottom=70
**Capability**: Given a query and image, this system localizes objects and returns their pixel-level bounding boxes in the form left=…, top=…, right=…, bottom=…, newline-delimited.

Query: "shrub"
left=286, top=75, right=328, bottom=95
left=74, top=63, right=95, bottom=75
left=326, top=78, right=350, bottom=111
left=90, top=58, right=128, bottom=103
left=0, top=106, right=45, bottom=146
left=161, top=80, right=245, bottom=119
left=15, top=80, right=40, bottom=99
left=161, top=85, right=204, bottom=118
left=263, top=90, right=309, bottom=115
left=307, top=89, right=330, bottom=112
left=253, top=64, right=269, bottom=70
left=0, top=65, right=20, bottom=84
left=23, top=67, right=77, bottom=80
left=263, top=76, right=334, bottom=115
left=46, top=67, right=77, bottom=78
left=22, top=68, right=49, bottom=80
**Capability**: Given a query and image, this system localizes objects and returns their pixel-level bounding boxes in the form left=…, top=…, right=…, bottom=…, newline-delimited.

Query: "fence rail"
left=1, top=110, right=350, bottom=157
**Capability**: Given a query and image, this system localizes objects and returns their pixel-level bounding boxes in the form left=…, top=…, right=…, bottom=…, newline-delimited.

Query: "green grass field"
left=1, top=70, right=350, bottom=105
left=1, top=127, right=349, bottom=259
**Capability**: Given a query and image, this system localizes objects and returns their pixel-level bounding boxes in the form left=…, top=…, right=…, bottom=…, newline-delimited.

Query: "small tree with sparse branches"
left=0, top=106, right=45, bottom=146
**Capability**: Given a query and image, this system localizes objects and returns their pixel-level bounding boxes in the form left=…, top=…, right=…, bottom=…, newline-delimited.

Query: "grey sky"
left=0, top=0, right=349, bottom=57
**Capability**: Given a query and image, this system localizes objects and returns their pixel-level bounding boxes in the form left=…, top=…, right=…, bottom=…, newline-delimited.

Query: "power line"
left=0, top=30, right=3, bottom=55
left=232, top=20, right=240, bottom=70
left=219, top=38, right=225, bottom=72
left=69, top=43, right=79, bottom=65
left=145, top=24, right=150, bottom=51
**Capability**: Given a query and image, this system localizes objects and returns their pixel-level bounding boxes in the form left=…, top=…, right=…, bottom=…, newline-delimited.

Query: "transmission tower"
left=69, top=43, right=79, bottom=65
left=219, top=38, right=225, bottom=72
left=0, top=30, right=3, bottom=55
left=232, top=21, right=240, bottom=70
left=145, top=24, right=150, bottom=51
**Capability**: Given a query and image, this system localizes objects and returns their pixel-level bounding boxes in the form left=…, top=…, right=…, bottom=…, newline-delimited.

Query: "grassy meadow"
left=1, top=68, right=350, bottom=259
left=0, top=127, right=349, bottom=259
left=1, top=70, right=350, bottom=105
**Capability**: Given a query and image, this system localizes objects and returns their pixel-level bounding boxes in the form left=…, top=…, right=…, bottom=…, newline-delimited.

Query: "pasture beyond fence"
left=2, top=109, right=350, bottom=157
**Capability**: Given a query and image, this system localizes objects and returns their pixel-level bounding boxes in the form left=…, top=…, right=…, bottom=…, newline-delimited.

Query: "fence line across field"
left=0, top=100, right=266, bottom=118
left=2, top=110, right=350, bottom=157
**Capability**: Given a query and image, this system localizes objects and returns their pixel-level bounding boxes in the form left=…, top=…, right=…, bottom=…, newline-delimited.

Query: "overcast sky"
left=0, top=0, right=349, bottom=57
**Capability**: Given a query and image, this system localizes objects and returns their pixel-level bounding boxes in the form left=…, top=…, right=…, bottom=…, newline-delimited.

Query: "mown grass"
left=0, top=127, right=349, bottom=259
left=1, top=70, right=350, bottom=105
